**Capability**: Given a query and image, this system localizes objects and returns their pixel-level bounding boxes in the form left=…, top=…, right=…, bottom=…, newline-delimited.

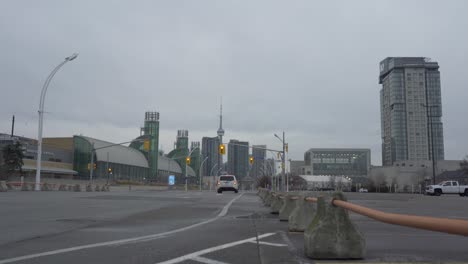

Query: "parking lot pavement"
left=1, top=190, right=468, bottom=263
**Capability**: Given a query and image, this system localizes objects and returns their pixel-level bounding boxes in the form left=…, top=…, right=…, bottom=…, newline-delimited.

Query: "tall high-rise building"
left=252, top=145, right=266, bottom=178
left=202, top=137, right=220, bottom=176
left=379, top=57, right=444, bottom=166
left=227, top=140, right=249, bottom=178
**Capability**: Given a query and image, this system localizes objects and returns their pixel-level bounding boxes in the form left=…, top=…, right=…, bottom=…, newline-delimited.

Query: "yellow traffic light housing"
left=87, top=163, right=91, bottom=170
left=249, top=156, right=254, bottom=165
left=219, top=144, right=226, bottom=155
left=186, top=156, right=191, bottom=165
left=93, top=163, right=97, bottom=170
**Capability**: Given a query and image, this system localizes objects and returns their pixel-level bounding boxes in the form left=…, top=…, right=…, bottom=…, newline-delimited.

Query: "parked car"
left=358, top=188, right=368, bottom=193
left=425, top=181, right=468, bottom=196
left=216, top=175, right=239, bottom=193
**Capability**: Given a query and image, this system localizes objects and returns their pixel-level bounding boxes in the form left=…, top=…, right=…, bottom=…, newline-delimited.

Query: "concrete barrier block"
left=6, top=183, right=14, bottom=190
left=105, top=185, right=110, bottom=191
left=270, top=194, right=284, bottom=214
left=258, top=189, right=264, bottom=200
left=304, top=192, right=365, bottom=259
left=264, top=191, right=273, bottom=206
left=73, top=184, right=82, bottom=192
left=58, top=184, right=67, bottom=191
left=86, top=184, right=92, bottom=192
left=95, top=185, right=100, bottom=192
left=68, top=185, right=73, bottom=191
left=279, top=194, right=299, bottom=221
left=289, top=195, right=316, bottom=232
left=29, top=183, right=35, bottom=190
left=0, top=181, right=8, bottom=192
left=101, top=185, right=106, bottom=192
left=42, top=183, right=50, bottom=191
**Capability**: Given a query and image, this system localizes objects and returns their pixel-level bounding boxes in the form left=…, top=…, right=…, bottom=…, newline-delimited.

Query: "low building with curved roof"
left=73, top=136, right=191, bottom=182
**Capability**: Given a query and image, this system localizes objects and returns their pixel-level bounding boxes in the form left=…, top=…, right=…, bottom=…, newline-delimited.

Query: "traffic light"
left=108, top=167, right=112, bottom=173
left=277, top=152, right=281, bottom=159
left=249, top=156, right=254, bottom=165
left=143, top=140, right=150, bottom=151
left=285, top=143, right=288, bottom=152
left=87, top=163, right=91, bottom=170
left=219, top=144, right=226, bottom=155
left=93, top=163, right=97, bottom=170
left=186, top=156, right=191, bottom=165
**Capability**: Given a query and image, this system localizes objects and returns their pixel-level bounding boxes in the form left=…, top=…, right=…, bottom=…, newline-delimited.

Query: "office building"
left=379, top=57, right=444, bottom=166
left=251, top=145, right=266, bottom=178
left=227, top=140, right=249, bottom=179
left=202, top=136, right=220, bottom=176
left=304, top=148, right=371, bottom=182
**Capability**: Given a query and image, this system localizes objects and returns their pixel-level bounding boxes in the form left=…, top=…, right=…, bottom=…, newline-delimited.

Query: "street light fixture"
left=35, top=53, right=79, bottom=191
left=273, top=132, right=286, bottom=192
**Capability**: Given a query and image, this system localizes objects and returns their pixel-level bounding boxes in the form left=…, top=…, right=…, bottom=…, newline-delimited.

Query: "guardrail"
left=257, top=188, right=468, bottom=259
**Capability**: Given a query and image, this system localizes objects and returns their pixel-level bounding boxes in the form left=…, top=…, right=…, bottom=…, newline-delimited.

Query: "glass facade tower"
left=379, top=57, right=444, bottom=166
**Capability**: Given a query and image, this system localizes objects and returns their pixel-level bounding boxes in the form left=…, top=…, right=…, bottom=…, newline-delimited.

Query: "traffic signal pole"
left=282, top=131, right=286, bottom=192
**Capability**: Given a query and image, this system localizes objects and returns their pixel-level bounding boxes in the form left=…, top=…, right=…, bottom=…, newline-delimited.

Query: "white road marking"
left=0, top=193, right=244, bottom=264
left=155, top=232, right=276, bottom=264
left=248, top=241, right=287, bottom=247
left=191, top=256, right=230, bottom=264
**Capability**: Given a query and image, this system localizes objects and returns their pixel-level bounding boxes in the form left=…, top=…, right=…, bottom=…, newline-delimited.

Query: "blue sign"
left=168, top=175, right=175, bottom=186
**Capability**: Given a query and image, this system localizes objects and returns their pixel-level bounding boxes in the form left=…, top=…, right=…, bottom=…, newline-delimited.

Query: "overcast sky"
left=1, top=0, right=468, bottom=165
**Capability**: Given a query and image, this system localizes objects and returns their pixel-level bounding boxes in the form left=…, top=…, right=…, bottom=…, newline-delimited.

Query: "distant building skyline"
left=227, top=139, right=249, bottom=178
left=304, top=148, right=371, bottom=182
left=379, top=57, right=444, bottom=166
left=251, top=145, right=266, bottom=178
left=201, top=136, right=220, bottom=176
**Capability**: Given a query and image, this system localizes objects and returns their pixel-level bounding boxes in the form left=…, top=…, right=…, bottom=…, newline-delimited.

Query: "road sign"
left=168, top=175, right=175, bottom=186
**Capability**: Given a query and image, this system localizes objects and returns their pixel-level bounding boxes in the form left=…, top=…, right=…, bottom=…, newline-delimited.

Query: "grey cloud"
left=1, top=0, right=468, bottom=164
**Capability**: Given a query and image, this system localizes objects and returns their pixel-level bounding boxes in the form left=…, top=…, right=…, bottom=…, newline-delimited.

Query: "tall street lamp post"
left=35, top=53, right=78, bottom=191
left=274, top=132, right=286, bottom=192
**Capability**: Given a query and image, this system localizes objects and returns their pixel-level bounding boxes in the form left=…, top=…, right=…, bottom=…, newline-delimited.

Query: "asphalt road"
left=0, top=189, right=467, bottom=263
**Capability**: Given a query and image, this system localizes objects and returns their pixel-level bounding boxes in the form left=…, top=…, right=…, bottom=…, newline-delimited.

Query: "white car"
left=358, top=188, right=368, bottom=193
left=216, top=175, right=239, bottom=193
left=425, top=181, right=468, bottom=196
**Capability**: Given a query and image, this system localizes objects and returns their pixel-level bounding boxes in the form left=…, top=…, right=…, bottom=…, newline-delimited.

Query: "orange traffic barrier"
left=332, top=199, right=468, bottom=237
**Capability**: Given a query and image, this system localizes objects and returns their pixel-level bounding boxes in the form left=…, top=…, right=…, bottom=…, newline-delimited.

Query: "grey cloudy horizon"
left=1, top=0, right=468, bottom=165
